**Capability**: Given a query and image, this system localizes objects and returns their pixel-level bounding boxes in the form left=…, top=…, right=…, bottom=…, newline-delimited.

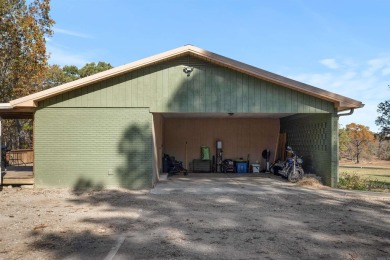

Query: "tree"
left=377, top=138, right=390, bottom=160
left=375, top=86, right=390, bottom=160
left=376, top=99, right=390, bottom=141
left=345, top=123, right=375, bottom=164
left=63, top=65, right=80, bottom=82
left=339, top=127, right=350, bottom=159
left=1, top=0, right=54, bottom=149
left=79, top=62, right=113, bottom=78
left=43, top=62, right=113, bottom=90
left=41, top=65, right=69, bottom=90
left=0, top=0, right=54, bottom=102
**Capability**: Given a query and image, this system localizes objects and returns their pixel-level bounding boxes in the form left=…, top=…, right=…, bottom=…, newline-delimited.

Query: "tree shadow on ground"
left=26, top=184, right=390, bottom=259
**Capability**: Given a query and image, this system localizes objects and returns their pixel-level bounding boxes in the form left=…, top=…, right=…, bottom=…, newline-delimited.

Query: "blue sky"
left=47, top=0, right=390, bottom=132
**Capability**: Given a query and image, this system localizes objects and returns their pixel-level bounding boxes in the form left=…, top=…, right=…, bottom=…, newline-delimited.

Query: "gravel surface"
left=0, top=176, right=389, bottom=260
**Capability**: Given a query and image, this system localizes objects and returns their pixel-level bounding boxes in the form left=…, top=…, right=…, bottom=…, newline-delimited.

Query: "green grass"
left=338, top=167, right=390, bottom=192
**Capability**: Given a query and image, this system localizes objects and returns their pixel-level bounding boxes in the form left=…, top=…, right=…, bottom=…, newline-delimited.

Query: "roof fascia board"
left=0, top=103, right=13, bottom=109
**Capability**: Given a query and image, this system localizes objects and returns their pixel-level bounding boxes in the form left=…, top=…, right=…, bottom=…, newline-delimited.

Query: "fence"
left=6, top=149, right=34, bottom=166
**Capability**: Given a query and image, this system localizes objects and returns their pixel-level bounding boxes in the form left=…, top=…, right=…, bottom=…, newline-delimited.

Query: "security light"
left=183, top=67, right=193, bottom=77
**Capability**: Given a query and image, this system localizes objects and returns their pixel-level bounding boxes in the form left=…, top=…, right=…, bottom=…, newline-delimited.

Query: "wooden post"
left=274, top=133, right=279, bottom=163
left=185, top=141, right=188, bottom=170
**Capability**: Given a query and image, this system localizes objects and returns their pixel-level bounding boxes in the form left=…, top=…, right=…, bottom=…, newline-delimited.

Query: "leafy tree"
left=345, top=123, right=375, bottom=164
left=377, top=139, right=390, bottom=160
left=62, top=65, right=80, bottom=82
left=1, top=0, right=54, bottom=149
left=376, top=99, right=390, bottom=141
left=339, top=127, right=350, bottom=158
left=0, top=0, right=54, bottom=102
left=79, top=62, right=113, bottom=78
left=0, top=0, right=110, bottom=149
left=41, top=65, right=70, bottom=90
left=43, top=62, right=113, bottom=90
left=375, top=86, right=390, bottom=160
left=60, top=62, right=113, bottom=81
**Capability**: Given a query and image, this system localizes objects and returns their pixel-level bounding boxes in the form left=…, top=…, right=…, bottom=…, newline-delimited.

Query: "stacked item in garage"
left=190, top=146, right=212, bottom=173
left=190, top=159, right=211, bottom=172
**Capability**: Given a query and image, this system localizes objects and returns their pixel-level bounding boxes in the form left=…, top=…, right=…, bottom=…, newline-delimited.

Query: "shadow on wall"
left=116, top=122, right=152, bottom=189
left=163, top=60, right=293, bottom=113
left=166, top=65, right=240, bottom=113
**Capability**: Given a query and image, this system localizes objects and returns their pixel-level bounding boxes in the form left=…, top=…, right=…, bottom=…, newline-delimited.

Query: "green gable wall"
left=34, top=108, right=153, bottom=189
left=39, top=56, right=335, bottom=114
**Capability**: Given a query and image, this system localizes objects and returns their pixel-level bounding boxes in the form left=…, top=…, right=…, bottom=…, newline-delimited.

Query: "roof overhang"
left=0, top=103, right=34, bottom=119
left=6, top=45, right=364, bottom=111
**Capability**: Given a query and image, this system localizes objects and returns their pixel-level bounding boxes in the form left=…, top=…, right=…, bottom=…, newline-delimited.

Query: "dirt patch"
left=0, top=182, right=389, bottom=259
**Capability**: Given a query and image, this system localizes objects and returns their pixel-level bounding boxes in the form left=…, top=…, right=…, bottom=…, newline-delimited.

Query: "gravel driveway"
left=1, top=174, right=389, bottom=259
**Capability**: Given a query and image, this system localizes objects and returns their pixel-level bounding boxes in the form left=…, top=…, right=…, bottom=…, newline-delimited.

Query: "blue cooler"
left=235, top=162, right=247, bottom=173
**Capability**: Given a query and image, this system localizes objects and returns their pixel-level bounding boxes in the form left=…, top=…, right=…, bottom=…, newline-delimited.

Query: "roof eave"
left=0, top=103, right=13, bottom=109
left=0, top=103, right=35, bottom=119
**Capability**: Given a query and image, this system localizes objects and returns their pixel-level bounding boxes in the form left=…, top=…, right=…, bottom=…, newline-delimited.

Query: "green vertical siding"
left=39, top=56, right=334, bottom=114
left=34, top=55, right=339, bottom=188
left=280, top=113, right=338, bottom=187
left=34, top=108, right=153, bottom=189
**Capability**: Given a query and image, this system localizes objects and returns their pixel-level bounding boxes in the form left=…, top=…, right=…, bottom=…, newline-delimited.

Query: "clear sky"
left=47, top=0, right=390, bottom=132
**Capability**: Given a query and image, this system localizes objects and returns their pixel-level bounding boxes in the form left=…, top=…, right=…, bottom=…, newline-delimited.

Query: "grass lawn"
left=339, top=166, right=390, bottom=191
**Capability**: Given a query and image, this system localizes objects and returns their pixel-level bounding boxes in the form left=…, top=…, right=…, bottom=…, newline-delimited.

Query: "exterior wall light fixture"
left=183, top=67, right=194, bottom=77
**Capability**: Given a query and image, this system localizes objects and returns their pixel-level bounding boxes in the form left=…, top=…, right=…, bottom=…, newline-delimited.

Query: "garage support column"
left=330, top=113, right=339, bottom=188
left=152, top=114, right=158, bottom=186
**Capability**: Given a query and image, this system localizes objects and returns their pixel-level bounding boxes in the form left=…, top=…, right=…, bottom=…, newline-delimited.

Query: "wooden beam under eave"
left=13, top=100, right=36, bottom=108
left=338, top=100, right=364, bottom=110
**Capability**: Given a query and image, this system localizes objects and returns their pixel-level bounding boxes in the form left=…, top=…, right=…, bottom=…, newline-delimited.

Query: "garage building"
left=0, top=45, right=363, bottom=188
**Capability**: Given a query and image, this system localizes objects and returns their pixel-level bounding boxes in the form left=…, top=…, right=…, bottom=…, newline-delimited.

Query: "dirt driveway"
left=0, top=174, right=390, bottom=260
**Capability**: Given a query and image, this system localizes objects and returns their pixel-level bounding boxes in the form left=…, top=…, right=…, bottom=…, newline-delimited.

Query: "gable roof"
left=5, top=45, right=363, bottom=111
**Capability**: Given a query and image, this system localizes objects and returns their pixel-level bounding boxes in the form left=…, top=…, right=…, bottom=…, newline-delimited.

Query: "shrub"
left=338, top=172, right=367, bottom=190
left=338, top=172, right=389, bottom=191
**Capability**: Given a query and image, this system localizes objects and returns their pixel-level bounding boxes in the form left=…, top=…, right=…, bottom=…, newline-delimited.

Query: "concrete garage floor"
left=152, top=172, right=299, bottom=195
left=153, top=172, right=389, bottom=198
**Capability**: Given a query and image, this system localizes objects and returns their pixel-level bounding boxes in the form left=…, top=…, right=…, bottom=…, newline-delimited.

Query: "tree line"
left=339, top=127, right=390, bottom=163
left=339, top=95, right=390, bottom=163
